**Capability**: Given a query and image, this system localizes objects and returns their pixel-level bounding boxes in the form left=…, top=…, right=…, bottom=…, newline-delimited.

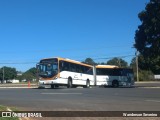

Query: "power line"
left=92, top=55, right=135, bottom=60
left=75, top=55, right=135, bottom=62
left=0, top=62, right=37, bottom=65
left=0, top=45, right=135, bottom=54
left=0, top=55, right=135, bottom=65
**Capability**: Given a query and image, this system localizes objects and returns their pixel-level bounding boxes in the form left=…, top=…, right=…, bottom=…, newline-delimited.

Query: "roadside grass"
left=0, top=105, right=7, bottom=111
left=0, top=105, right=19, bottom=120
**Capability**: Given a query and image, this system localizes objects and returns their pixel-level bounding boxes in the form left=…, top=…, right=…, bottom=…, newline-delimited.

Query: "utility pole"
left=2, top=67, right=4, bottom=83
left=118, top=58, right=121, bottom=67
left=93, top=65, right=97, bottom=86
left=136, top=51, right=139, bottom=82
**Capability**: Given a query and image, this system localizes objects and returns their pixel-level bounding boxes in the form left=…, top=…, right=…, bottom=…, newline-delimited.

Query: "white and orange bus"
left=37, top=57, right=94, bottom=88
left=95, top=65, right=134, bottom=87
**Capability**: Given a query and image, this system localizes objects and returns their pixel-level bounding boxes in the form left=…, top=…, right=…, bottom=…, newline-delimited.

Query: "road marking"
left=41, top=93, right=82, bottom=95
left=138, top=87, right=160, bottom=88
left=145, top=100, right=160, bottom=103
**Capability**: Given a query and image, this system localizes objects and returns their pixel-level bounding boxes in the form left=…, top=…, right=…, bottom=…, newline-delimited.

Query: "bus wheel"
left=86, top=80, right=90, bottom=88
left=67, top=78, right=72, bottom=88
left=112, top=80, right=119, bottom=88
left=84, top=80, right=90, bottom=88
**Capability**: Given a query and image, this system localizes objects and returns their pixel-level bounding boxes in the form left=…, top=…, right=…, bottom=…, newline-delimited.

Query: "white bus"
left=95, top=65, right=134, bottom=87
left=37, top=57, right=94, bottom=88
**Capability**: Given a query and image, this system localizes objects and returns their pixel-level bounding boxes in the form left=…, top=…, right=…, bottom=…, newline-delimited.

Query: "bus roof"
left=96, top=65, right=119, bottom=68
left=41, top=57, right=92, bottom=67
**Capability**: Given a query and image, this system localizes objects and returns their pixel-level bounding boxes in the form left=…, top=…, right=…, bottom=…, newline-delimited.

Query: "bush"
left=138, top=70, right=154, bottom=81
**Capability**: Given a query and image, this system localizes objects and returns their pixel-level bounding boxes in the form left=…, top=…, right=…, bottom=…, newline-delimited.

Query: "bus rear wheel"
left=84, top=80, right=90, bottom=88
left=67, top=78, right=72, bottom=88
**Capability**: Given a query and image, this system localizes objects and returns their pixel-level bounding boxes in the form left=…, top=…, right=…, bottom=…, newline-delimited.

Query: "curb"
left=0, top=87, right=37, bottom=88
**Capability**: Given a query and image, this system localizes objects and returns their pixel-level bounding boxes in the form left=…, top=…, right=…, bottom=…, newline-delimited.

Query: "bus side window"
left=87, top=68, right=93, bottom=75
left=70, top=63, right=76, bottom=72
left=97, top=69, right=103, bottom=75
left=121, top=69, right=126, bottom=76
left=64, top=62, right=70, bottom=71
left=59, top=61, right=64, bottom=71
left=76, top=65, right=82, bottom=73
left=81, top=66, right=85, bottom=73
left=84, top=66, right=92, bottom=75
left=79, top=65, right=83, bottom=73
left=60, top=61, right=69, bottom=71
left=101, top=69, right=104, bottom=75
left=75, top=64, right=79, bottom=73
left=109, top=69, right=114, bottom=76
left=84, top=66, right=88, bottom=74
left=96, top=69, right=100, bottom=75
left=114, top=69, right=122, bottom=76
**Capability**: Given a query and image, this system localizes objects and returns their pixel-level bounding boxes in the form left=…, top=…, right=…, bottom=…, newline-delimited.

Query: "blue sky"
left=0, top=0, right=149, bottom=72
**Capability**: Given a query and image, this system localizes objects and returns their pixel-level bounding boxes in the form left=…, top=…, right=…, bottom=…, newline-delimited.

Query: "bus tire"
left=86, top=80, right=90, bottom=88
left=112, top=80, right=119, bottom=88
left=84, top=80, right=90, bottom=88
left=67, top=78, right=72, bottom=88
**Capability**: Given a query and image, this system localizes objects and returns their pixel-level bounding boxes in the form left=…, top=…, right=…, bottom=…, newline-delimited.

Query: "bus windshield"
left=38, top=59, right=58, bottom=78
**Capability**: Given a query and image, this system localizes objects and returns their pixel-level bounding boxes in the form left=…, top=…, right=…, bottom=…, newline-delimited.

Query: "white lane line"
left=145, top=100, right=160, bottom=103
left=41, top=93, right=82, bottom=95
left=139, top=87, right=160, bottom=88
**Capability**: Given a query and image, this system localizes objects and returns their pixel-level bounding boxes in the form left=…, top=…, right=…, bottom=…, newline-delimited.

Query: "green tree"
left=107, top=57, right=128, bottom=67
left=138, top=70, right=154, bottom=81
left=0, top=66, right=17, bottom=83
left=83, top=58, right=96, bottom=65
left=100, top=62, right=106, bottom=65
left=22, top=67, right=37, bottom=81
left=130, top=57, right=154, bottom=81
left=130, top=57, right=136, bottom=69
left=134, top=0, right=160, bottom=74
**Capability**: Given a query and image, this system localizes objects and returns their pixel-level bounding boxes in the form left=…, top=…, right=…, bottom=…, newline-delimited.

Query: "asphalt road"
left=0, top=87, right=160, bottom=111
